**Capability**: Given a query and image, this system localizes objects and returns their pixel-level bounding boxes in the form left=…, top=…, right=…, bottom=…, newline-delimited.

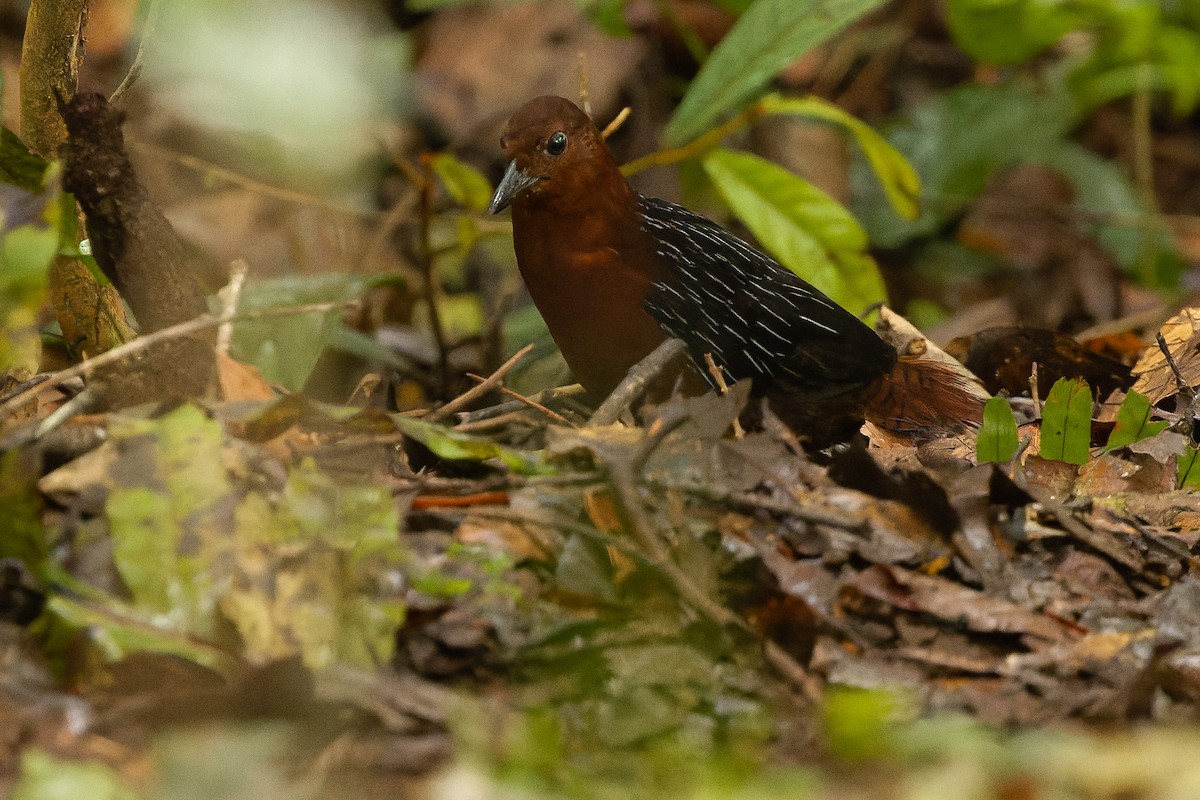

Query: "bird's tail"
left=863, top=354, right=986, bottom=438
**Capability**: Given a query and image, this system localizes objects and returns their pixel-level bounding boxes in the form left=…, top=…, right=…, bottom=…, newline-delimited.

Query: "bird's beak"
left=488, top=160, right=541, bottom=214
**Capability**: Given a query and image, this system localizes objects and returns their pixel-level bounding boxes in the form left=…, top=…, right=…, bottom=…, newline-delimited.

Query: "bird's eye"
left=546, top=131, right=568, bottom=156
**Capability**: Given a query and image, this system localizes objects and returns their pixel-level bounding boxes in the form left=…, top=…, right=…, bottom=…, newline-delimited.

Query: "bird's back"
left=639, top=195, right=896, bottom=400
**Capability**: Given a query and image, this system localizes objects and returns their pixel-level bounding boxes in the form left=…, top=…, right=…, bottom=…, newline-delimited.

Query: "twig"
left=410, top=155, right=450, bottom=398
left=452, top=410, right=539, bottom=433
left=109, top=0, right=162, bottom=104
left=1156, top=331, right=1200, bottom=427
left=577, top=52, right=591, bottom=118
left=455, top=384, right=586, bottom=424
left=600, top=107, right=631, bottom=140
left=489, top=383, right=572, bottom=426
left=426, top=344, right=534, bottom=423
left=621, top=102, right=768, bottom=177
left=0, top=300, right=355, bottom=420
left=605, top=457, right=750, bottom=635
left=704, top=352, right=744, bottom=438
left=128, top=141, right=375, bottom=220
left=763, top=640, right=822, bottom=705
left=587, top=338, right=687, bottom=427
left=215, top=259, right=248, bottom=357
left=644, top=477, right=868, bottom=531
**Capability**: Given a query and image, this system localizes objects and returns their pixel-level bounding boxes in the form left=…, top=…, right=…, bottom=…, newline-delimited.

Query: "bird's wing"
left=638, top=195, right=895, bottom=394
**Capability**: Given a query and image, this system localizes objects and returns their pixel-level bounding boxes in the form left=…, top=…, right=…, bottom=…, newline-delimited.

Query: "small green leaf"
left=393, top=415, right=549, bottom=475
left=1104, top=390, right=1169, bottom=452
left=664, top=0, right=887, bottom=146
left=762, top=94, right=921, bottom=220
left=0, top=126, right=49, bottom=191
left=1040, top=378, right=1093, bottom=465
left=1179, top=444, right=1200, bottom=489
left=700, top=148, right=886, bottom=313
left=429, top=152, right=494, bottom=213
left=976, top=396, right=1019, bottom=463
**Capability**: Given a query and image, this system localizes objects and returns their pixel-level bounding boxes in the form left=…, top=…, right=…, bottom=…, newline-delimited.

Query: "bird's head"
left=488, top=96, right=615, bottom=215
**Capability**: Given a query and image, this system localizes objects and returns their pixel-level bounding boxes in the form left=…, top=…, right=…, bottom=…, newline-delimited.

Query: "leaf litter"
left=5, top=307, right=1200, bottom=798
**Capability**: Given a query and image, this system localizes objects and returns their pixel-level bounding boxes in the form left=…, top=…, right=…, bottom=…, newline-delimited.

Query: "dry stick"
left=1156, top=331, right=1200, bottom=425
left=456, top=384, right=586, bottom=424
left=487, top=382, right=572, bottom=426
left=108, top=0, right=162, bottom=104
left=426, top=343, right=534, bottom=423
left=215, top=259, right=249, bottom=358
left=704, top=352, right=744, bottom=438
left=411, top=156, right=450, bottom=398
left=129, top=142, right=374, bottom=220
left=0, top=300, right=355, bottom=420
left=763, top=640, right=822, bottom=705
left=588, top=338, right=687, bottom=427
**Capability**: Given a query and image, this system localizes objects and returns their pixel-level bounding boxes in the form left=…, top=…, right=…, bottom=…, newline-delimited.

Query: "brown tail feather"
left=864, top=355, right=986, bottom=437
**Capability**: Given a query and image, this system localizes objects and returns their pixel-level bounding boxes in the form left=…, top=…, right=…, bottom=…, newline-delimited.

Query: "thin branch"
left=108, top=0, right=162, bottom=104
left=426, top=344, right=534, bottom=423
left=0, top=300, right=356, bottom=420
left=588, top=338, right=687, bottom=427
left=620, top=101, right=768, bottom=177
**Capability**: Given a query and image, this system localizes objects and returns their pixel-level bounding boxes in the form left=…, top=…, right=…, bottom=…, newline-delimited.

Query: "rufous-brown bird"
left=489, top=95, right=981, bottom=445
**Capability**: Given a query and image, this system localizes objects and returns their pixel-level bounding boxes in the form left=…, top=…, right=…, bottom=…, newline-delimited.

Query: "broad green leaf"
left=664, top=0, right=886, bottom=147
left=701, top=148, right=886, bottom=313
left=228, top=273, right=367, bottom=391
left=977, top=396, right=1019, bottom=463
left=1104, top=390, right=1169, bottom=452
left=762, top=94, right=920, bottom=220
left=429, top=151, right=494, bottom=212
left=1040, top=378, right=1093, bottom=465
left=1179, top=444, right=1200, bottom=488
left=393, top=415, right=550, bottom=475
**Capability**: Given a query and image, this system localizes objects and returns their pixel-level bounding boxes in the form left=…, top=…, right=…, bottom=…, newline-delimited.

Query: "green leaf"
left=0, top=126, right=49, bottom=191
left=1179, top=444, right=1200, bottom=489
left=945, top=0, right=1078, bottom=65
left=1104, top=390, right=1169, bottom=452
left=976, top=396, right=1019, bottom=463
left=700, top=148, right=887, bottom=313
left=228, top=273, right=367, bottom=391
left=762, top=94, right=921, bottom=220
left=664, top=0, right=886, bottom=147
left=429, top=151, right=494, bottom=213
left=851, top=84, right=1076, bottom=248
left=393, top=415, right=550, bottom=475
left=1040, top=378, right=1093, bottom=465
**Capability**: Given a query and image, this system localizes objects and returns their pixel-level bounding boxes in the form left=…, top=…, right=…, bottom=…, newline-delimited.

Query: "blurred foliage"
left=947, top=0, right=1200, bottom=115
left=0, top=129, right=60, bottom=378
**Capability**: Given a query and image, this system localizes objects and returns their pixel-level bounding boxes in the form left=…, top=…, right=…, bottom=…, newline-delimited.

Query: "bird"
left=488, top=95, right=981, bottom=445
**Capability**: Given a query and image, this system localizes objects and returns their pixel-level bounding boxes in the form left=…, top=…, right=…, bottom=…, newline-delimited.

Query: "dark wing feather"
left=639, top=195, right=895, bottom=397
